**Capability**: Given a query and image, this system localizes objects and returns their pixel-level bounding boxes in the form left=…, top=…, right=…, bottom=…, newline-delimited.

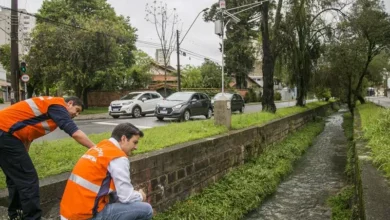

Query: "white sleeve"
left=108, top=157, right=143, bottom=203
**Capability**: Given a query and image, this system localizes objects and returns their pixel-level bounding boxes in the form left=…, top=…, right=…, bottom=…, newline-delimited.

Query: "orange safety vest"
left=0, top=96, right=67, bottom=146
left=60, top=139, right=127, bottom=220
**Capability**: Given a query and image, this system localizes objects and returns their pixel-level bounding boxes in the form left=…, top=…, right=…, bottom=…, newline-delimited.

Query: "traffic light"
left=20, top=62, right=26, bottom=73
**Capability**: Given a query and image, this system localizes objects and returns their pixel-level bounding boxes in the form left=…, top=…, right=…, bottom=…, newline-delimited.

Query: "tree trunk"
left=83, top=88, right=89, bottom=109
left=27, top=84, right=34, bottom=98
left=164, top=67, right=167, bottom=97
left=45, top=87, right=49, bottom=96
left=260, top=1, right=276, bottom=113
left=347, top=75, right=354, bottom=116
left=75, top=85, right=83, bottom=99
left=296, top=74, right=305, bottom=106
left=356, top=94, right=365, bottom=104
left=354, top=49, right=372, bottom=104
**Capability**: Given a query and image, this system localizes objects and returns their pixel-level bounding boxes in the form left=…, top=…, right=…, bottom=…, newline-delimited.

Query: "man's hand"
left=138, top=189, right=147, bottom=202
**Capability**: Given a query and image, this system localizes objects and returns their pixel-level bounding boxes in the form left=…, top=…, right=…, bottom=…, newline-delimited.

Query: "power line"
left=0, top=5, right=221, bottom=64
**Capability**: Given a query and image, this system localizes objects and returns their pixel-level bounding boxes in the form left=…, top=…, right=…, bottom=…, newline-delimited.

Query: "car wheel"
left=181, top=110, right=191, bottom=122
left=157, top=116, right=164, bottom=121
left=112, top=115, right=120, bottom=119
left=239, top=105, right=245, bottom=113
left=205, top=108, right=213, bottom=119
left=132, top=106, right=142, bottom=118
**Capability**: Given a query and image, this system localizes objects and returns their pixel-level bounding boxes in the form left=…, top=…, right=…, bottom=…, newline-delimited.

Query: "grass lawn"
left=358, top=103, right=390, bottom=179
left=0, top=101, right=328, bottom=189
left=82, top=107, right=107, bottom=115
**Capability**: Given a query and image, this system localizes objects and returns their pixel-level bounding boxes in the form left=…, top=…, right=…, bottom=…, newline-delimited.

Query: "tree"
left=145, top=1, right=179, bottom=96
left=200, top=60, right=225, bottom=88
left=204, top=1, right=258, bottom=90
left=280, top=0, right=350, bottom=107
left=259, top=0, right=283, bottom=112
left=31, top=0, right=137, bottom=107
left=0, top=44, right=11, bottom=76
left=181, top=65, right=203, bottom=88
left=128, top=50, right=153, bottom=89
left=348, top=0, right=390, bottom=104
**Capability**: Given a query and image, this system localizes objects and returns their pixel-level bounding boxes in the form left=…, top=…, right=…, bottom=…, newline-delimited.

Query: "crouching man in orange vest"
left=60, top=123, right=153, bottom=220
left=0, top=96, right=96, bottom=220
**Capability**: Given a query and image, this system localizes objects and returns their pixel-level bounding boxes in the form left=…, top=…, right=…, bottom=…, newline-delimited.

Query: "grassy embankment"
left=0, top=102, right=328, bottom=189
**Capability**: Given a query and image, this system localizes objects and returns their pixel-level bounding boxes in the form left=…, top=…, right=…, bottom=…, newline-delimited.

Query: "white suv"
left=109, top=91, right=163, bottom=118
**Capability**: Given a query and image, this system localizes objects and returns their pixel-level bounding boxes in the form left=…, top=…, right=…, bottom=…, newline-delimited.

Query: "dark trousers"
left=0, top=130, right=41, bottom=220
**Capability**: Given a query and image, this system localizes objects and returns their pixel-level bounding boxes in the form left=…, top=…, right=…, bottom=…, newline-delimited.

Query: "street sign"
left=21, top=74, right=30, bottom=82
left=219, top=0, right=226, bottom=9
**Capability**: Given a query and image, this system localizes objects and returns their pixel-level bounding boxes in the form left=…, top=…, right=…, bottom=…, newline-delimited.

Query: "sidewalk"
left=366, top=96, right=390, bottom=108
left=0, top=102, right=10, bottom=110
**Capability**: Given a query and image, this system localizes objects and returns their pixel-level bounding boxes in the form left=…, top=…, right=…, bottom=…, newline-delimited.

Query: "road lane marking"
left=93, top=122, right=151, bottom=129
left=94, top=122, right=118, bottom=126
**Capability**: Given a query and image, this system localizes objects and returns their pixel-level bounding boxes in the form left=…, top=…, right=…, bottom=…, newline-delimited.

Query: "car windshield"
left=120, top=93, right=141, bottom=100
left=166, top=93, right=193, bottom=101
left=213, top=93, right=233, bottom=100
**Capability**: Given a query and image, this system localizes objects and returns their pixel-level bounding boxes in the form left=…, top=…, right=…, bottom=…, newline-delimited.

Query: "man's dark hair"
left=111, top=123, right=144, bottom=141
left=64, top=96, right=84, bottom=110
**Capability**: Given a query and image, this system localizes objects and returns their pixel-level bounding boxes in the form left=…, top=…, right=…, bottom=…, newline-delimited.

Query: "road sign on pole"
left=21, top=74, right=29, bottom=83
left=219, top=0, right=226, bottom=9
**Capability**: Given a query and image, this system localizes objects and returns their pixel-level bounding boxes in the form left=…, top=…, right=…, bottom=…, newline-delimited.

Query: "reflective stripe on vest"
left=25, top=99, right=41, bottom=116
left=60, top=215, right=68, bottom=220
left=69, top=173, right=114, bottom=194
left=69, top=173, right=101, bottom=194
left=25, top=98, right=51, bottom=134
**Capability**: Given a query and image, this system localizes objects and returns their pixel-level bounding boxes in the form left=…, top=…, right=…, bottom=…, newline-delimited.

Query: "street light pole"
left=221, top=13, right=225, bottom=93
left=176, top=8, right=208, bottom=91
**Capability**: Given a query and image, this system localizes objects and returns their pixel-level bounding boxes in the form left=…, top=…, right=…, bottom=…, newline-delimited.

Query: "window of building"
left=24, top=22, right=29, bottom=25
left=23, top=27, right=28, bottom=30
left=24, top=16, right=30, bottom=19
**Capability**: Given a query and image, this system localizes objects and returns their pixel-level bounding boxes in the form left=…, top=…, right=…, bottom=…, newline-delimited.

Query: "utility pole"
left=176, top=30, right=181, bottom=92
left=176, top=8, right=208, bottom=92
left=10, top=0, right=19, bottom=103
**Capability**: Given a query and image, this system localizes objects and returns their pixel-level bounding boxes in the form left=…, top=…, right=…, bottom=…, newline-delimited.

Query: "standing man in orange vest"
left=0, top=96, right=96, bottom=220
left=60, top=123, right=153, bottom=220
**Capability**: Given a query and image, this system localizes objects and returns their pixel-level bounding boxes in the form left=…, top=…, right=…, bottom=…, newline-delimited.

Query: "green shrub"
left=245, top=88, right=258, bottom=103
left=244, top=93, right=250, bottom=103
left=315, top=88, right=331, bottom=101
left=0, top=98, right=3, bottom=104
left=327, top=186, right=354, bottom=220
left=274, top=92, right=282, bottom=101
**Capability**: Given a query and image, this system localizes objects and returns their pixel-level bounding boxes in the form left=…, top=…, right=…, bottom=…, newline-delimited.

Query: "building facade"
left=0, top=9, right=36, bottom=54
left=0, top=9, right=36, bottom=101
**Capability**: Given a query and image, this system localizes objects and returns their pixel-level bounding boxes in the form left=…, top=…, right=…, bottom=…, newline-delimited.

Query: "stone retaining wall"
left=0, top=104, right=330, bottom=217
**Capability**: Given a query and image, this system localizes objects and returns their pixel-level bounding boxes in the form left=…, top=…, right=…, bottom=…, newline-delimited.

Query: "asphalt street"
left=35, top=100, right=308, bottom=142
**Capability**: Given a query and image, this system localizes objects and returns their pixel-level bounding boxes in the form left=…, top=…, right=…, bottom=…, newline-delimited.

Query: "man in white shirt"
left=60, top=123, right=153, bottom=220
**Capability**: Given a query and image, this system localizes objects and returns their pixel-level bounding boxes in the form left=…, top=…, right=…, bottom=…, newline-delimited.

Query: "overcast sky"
left=0, top=0, right=221, bottom=67
left=0, top=0, right=389, bottom=67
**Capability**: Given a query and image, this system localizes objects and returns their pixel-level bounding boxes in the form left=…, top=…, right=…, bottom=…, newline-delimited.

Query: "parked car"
left=155, top=92, right=213, bottom=122
left=212, top=92, right=245, bottom=113
left=109, top=91, right=163, bottom=118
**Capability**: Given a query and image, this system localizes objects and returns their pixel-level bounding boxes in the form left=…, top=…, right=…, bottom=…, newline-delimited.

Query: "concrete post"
left=214, top=94, right=231, bottom=129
